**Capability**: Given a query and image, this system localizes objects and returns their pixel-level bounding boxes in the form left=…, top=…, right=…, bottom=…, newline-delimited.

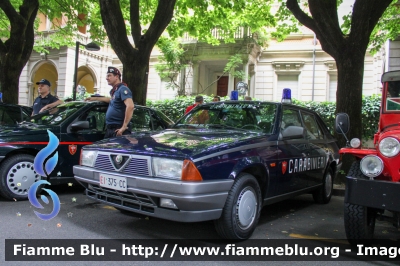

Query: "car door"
left=300, top=111, right=328, bottom=187
left=276, top=107, right=308, bottom=194
left=57, top=105, right=107, bottom=178
left=131, top=107, right=153, bottom=131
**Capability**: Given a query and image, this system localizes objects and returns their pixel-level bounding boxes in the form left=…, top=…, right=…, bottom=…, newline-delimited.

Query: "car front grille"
left=94, top=153, right=151, bottom=176
left=87, top=184, right=157, bottom=214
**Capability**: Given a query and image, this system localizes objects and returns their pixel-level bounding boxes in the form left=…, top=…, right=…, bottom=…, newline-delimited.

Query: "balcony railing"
left=181, top=27, right=252, bottom=43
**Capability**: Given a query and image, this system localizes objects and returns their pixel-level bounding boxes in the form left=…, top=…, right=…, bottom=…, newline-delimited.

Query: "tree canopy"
left=1, top=0, right=400, bottom=108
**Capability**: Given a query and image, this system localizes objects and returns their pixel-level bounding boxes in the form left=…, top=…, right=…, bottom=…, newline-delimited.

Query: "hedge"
left=146, top=94, right=382, bottom=140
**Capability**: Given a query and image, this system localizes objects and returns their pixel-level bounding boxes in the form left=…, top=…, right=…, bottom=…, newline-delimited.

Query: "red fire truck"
left=336, top=70, right=400, bottom=245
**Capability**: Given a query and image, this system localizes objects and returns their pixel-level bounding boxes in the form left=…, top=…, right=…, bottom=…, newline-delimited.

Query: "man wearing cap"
left=86, top=66, right=134, bottom=138
left=185, top=95, right=204, bottom=114
left=32, top=79, right=63, bottom=116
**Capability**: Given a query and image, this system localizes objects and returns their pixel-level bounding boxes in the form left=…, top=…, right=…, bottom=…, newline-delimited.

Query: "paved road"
left=0, top=184, right=399, bottom=266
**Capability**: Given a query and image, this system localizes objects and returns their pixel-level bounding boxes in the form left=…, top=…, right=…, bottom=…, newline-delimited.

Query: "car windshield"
left=385, top=80, right=400, bottom=112
left=174, top=102, right=278, bottom=133
left=26, top=102, right=86, bottom=126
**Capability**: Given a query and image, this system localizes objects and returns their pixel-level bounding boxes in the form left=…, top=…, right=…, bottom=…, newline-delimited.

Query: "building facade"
left=18, top=3, right=389, bottom=107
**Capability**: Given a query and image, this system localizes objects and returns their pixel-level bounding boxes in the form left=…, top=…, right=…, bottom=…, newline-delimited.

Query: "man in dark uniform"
left=32, top=79, right=63, bottom=115
left=86, top=66, right=134, bottom=138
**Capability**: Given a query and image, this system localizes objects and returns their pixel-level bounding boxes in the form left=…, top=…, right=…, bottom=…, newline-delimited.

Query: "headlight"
left=379, top=137, right=400, bottom=157
left=80, top=150, right=98, bottom=167
left=360, top=155, right=384, bottom=178
left=152, top=158, right=183, bottom=180
left=350, top=138, right=361, bottom=148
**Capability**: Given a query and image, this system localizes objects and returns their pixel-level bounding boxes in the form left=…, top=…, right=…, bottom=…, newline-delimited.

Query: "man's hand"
left=115, top=126, right=128, bottom=136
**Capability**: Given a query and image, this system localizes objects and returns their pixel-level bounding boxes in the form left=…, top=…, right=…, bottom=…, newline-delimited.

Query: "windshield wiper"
left=19, top=121, right=39, bottom=127
left=206, top=124, right=240, bottom=130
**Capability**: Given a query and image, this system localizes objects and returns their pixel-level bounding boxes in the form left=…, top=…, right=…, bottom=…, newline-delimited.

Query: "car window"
left=174, top=102, right=278, bottom=133
left=0, top=106, right=15, bottom=125
left=131, top=108, right=152, bottom=131
left=385, top=80, right=400, bottom=111
left=281, top=108, right=302, bottom=128
left=301, top=112, right=324, bottom=140
left=31, top=103, right=86, bottom=125
left=85, top=108, right=106, bottom=132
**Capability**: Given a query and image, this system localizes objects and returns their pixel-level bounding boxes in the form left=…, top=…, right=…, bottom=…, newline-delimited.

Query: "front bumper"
left=345, top=176, right=400, bottom=212
left=73, top=165, right=233, bottom=222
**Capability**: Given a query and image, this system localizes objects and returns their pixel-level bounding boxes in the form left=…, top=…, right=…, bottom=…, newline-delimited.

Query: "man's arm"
left=39, top=99, right=63, bottom=113
left=85, top=96, right=111, bottom=103
left=115, top=98, right=134, bottom=136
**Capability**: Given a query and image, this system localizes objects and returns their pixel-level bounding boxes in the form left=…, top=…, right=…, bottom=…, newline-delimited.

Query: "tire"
left=344, top=203, right=376, bottom=245
left=343, top=161, right=376, bottom=245
left=214, top=173, right=262, bottom=240
left=0, top=154, right=42, bottom=201
left=312, top=168, right=333, bottom=204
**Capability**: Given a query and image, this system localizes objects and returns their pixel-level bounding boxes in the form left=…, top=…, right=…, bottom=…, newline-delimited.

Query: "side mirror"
left=281, top=126, right=306, bottom=139
left=335, top=113, right=350, bottom=134
left=70, top=121, right=89, bottom=131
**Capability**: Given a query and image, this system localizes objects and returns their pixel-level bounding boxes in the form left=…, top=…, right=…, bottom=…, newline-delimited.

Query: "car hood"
left=0, top=124, right=58, bottom=138
left=86, top=129, right=267, bottom=159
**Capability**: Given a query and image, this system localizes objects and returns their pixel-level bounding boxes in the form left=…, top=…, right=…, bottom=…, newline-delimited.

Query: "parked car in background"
left=74, top=99, right=341, bottom=240
left=0, top=103, right=32, bottom=126
left=0, top=101, right=174, bottom=201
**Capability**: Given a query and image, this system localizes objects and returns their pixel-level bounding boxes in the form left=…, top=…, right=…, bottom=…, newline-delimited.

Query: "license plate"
left=99, top=173, right=127, bottom=192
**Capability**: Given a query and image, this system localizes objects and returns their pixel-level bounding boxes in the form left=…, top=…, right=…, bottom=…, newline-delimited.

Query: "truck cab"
left=337, top=70, right=400, bottom=245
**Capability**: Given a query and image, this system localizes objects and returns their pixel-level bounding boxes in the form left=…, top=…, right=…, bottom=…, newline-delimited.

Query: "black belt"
left=106, top=124, right=122, bottom=129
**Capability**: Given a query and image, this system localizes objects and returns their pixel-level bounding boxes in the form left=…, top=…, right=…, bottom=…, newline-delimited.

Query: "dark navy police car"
left=74, top=100, right=341, bottom=239
left=0, top=101, right=174, bottom=201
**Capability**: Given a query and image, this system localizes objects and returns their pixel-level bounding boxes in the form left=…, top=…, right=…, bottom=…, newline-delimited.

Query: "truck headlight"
left=360, top=155, right=383, bottom=178
left=80, top=150, right=98, bottom=167
left=152, top=158, right=183, bottom=180
left=350, top=138, right=361, bottom=148
left=379, top=137, right=400, bottom=157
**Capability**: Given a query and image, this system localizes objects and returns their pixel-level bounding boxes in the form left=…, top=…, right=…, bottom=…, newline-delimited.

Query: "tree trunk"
left=334, top=50, right=366, bottom=182
left=122, top=52, right=151, bottom=106
left=99, top=0, right=177, bottom=106
left=335, top=51, right=365, bottom=146
left=0, top=0, right=39, bottom=104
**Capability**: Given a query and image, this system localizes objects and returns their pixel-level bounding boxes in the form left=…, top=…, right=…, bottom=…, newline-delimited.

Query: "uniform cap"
left=36, top=79, right=51, bottom=87
left=107, top=66, right=121, bottom=77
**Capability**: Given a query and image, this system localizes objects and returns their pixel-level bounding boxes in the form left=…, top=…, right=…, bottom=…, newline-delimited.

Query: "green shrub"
left=146, top=95, right=229, bottom=121
left=293, top=95, right=381, bottom=139
left=147, top=95, right=382, bottom=140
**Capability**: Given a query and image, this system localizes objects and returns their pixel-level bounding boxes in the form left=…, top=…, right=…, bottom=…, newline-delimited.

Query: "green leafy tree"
left=155, top=37, right=188, bottom=96
left=0, top=0, right=97, bottom=104
left=93, top=0, right=277, bottom=105
left=0, top=0, right=39, bottom=104
left=283, top=0, right=396, bottom=148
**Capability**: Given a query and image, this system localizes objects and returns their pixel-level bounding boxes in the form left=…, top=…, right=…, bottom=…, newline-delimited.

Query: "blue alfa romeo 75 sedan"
left=73, top=100, right=341, bottom=240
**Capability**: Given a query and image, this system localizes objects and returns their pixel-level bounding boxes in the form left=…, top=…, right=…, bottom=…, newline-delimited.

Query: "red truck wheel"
left=344, top=161, right=376, bottom=245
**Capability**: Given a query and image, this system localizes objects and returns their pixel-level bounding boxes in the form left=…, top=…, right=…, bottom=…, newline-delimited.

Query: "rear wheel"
left=0, top=154, right=41, bottom=201
left=214, top=173, right=262, bottom=240
left=343, top=161, right=376, bottom=245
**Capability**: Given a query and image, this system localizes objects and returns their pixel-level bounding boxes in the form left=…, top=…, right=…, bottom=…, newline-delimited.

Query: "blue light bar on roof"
left=282, top=88, right=291, bottom=103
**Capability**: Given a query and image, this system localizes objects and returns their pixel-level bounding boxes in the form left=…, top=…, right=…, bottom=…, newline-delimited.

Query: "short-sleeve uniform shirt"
left=105, top=84, right=133, bottom=125
left=32, top=94, right=59, bottom=115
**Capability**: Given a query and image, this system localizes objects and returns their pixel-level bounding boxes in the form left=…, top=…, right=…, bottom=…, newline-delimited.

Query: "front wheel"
left=0, top=154, right=41, bottom=200
left=343, top=160, right=376, bottom=245
left=344, top=203, right=376, bottom=245
left=312, top=168, right=333, bottom=204
left=214, top=173, right=262, bottom=240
